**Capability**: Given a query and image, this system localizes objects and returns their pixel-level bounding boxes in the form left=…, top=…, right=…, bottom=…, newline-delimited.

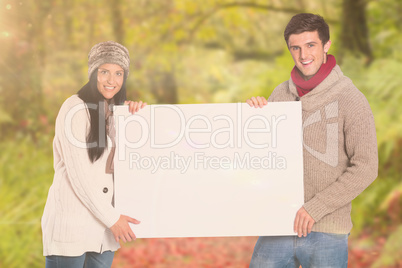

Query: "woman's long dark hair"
left=77, top=69, right=127, bottom=162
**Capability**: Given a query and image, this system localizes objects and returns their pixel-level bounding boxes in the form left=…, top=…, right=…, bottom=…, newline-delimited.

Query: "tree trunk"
left=108, top=0, right=125, bottom=44
left=340, top=0, right=373, bottom=64
left=148, top=70, right=178, bottom=104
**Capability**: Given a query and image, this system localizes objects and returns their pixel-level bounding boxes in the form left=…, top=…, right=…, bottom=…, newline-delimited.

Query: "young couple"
left=42, top=13, right=377, bottom=268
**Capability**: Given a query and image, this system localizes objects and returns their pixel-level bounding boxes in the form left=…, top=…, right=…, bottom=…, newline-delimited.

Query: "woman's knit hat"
left=87, top=41, right=130, bottom=79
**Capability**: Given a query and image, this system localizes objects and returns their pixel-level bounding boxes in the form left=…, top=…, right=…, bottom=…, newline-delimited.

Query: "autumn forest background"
left=0, top=0, right=401, bottom=267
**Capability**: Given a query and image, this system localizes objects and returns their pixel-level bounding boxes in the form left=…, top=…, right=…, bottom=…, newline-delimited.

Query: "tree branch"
left=188, top=3, right=305, bottom=41
left=187, top=2, right=338, bottom=41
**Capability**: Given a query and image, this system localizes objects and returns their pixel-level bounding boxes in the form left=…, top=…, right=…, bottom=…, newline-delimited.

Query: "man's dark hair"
left=284, top=13, right=330, bottom=47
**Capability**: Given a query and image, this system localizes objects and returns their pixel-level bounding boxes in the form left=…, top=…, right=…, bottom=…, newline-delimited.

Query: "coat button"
left=103, top=187, right=108, bottom=193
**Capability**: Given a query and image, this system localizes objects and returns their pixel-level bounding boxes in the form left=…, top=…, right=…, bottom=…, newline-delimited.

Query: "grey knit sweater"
left=268, top=65, right=378, bottom=234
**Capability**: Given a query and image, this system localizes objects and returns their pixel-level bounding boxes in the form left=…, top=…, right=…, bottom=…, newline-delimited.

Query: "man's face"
left=288, top=30, right=331, bottom=81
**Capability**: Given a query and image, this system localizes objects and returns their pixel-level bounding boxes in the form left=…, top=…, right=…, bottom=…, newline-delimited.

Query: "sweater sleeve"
left=267, top=81, right=290, bottom=103
left=55, top=97, right=120, bottom=228
left=303, top=94, right=379, bottom=222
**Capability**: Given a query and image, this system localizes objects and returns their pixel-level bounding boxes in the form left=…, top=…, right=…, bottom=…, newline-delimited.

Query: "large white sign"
left=114, top=102, right=303, bottom=238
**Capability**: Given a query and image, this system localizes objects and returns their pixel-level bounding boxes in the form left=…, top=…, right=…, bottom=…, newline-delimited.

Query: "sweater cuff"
left=303, top=197, right=329, bottom=222
left=104, top=209, right=121, bottom=229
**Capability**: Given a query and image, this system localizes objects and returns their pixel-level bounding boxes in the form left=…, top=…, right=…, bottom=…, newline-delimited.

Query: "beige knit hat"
left=87, top=41, right=130, bottom=79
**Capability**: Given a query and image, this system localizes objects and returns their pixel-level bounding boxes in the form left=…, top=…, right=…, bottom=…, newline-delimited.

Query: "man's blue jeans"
left=45, top=251, right=114, bottom=268
left=249, top=232, right=349, bottom=268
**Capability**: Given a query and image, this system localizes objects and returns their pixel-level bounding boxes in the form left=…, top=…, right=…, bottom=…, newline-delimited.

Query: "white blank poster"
left=114, top=102, right=303, bottom=238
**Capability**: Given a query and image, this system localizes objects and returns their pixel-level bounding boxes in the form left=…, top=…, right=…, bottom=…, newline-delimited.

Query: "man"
left=247, top=13, right=378, bottom=267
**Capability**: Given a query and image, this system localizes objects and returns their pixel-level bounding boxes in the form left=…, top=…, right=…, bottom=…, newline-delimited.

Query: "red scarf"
left=291, top=54, right=336, bottom=97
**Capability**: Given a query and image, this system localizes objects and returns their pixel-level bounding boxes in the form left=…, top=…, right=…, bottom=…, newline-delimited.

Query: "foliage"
left=372, top=225, right=402, bottom=268
left=367, top=0, right=402, bottom=61
left=0, top=137, right=53, bottom=268
left=113, top=237, right=257, bottom=267
left=343, top=57, right=402, bottom=267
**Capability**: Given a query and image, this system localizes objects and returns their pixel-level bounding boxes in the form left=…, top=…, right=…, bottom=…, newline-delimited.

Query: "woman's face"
left=96, top=63, right=124, bottom=99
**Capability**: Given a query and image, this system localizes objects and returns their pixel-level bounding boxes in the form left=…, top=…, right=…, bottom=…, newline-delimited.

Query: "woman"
left=42, top=41, right=146, bottom=267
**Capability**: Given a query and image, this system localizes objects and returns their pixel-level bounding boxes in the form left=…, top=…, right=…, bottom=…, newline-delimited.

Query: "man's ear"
left=323, top=40, right=331, bottom=64
left=324, top=40, right=332, bottom=53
